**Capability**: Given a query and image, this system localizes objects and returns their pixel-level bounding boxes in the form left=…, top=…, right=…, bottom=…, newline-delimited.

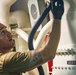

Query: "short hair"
left=0, top=23, right=6, bottom=30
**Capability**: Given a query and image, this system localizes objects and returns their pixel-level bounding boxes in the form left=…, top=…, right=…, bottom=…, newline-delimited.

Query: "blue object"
left=28, top=2, right=51, bottom=50
left=28, top=2, right=51, bottom=75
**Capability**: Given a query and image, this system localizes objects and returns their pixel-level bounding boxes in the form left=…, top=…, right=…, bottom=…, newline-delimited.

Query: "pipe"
left=0, top=0, right=17, bottom=29
left=34, top=19, right=54, bottom=49
left=13, top=28, right=35, bottom=43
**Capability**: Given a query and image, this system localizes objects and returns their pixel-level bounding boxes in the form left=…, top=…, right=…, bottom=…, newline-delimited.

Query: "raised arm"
left=26, top=0, right=64, bottom=71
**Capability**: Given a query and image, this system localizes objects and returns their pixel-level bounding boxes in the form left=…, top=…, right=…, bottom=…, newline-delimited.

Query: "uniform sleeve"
left=3, top=51, right=31, bottom=73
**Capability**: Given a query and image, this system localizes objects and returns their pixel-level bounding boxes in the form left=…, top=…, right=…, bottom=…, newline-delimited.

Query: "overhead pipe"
left=13, top=28, right=35, bottom=43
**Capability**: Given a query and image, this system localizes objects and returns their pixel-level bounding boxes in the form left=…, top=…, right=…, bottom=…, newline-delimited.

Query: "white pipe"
left=34, top=19, right=54, bottom=49
left=0, top=0, right=17, bottom=29
left=14, top=28, right=35, bottom=44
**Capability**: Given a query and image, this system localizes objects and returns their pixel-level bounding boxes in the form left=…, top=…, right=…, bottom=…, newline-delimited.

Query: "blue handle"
left=28, top=2, right=51, bottom=75
left=28, top=2, right=51, bottom=50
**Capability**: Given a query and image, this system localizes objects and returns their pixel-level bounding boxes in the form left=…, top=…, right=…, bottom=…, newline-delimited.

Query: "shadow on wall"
left=10, top=0, right=28, bottom=13
left=66, top=0, right=76, bottom=44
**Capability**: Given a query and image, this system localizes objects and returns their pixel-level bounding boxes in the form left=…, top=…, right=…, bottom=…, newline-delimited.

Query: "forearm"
left=39, top=19, right=61, bottom=62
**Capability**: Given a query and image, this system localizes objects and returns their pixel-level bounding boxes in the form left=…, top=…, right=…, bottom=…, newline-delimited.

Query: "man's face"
left=0, top=23, right=15, bottom=50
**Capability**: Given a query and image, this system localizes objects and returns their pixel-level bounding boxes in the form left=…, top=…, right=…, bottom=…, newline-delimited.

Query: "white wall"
left=52, top=0, right=76, bottom=75
left=59, top=0, right=76, bottom=45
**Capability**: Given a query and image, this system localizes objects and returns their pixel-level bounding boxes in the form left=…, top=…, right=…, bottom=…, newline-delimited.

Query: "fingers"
left=44, top=0, right=50, bottom=4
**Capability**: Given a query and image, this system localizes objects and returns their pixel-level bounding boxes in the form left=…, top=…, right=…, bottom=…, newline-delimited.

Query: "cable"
left=28, top=2, right=51, bottom=75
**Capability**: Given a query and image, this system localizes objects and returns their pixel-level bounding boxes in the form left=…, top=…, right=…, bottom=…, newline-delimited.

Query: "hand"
left=50, top=0, right=64, bottom=19
left=44, top=0, right=50, bottom=4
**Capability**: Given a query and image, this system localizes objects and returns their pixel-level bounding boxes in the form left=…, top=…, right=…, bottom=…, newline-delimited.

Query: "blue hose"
left=28, top=2, right=51, bottom=75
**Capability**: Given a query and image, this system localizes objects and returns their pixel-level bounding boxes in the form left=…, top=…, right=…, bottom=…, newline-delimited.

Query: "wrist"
left=54, top=19, right=62, bottom=21
left=53, top=15, right=62, bottom=20
left=53, top=19, right=61, bottom=23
